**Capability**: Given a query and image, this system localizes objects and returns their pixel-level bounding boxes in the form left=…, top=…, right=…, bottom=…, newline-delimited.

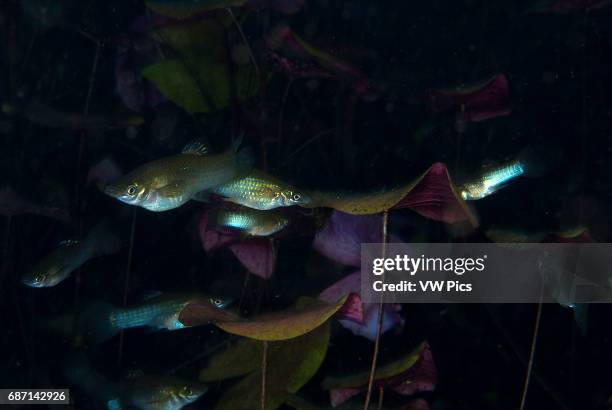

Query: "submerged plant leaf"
left=214, top=296, right=346, bottom=340
left=179, top=298, right=243, bottom=327
left=142, top=57, right=258, bottom=113
left=305, top=164, right=477, bottom=226
left=207, top=321, right=331, bottom=410
left=322, top=342, right=436, bottom=407
left=425, top=74, right=511, bottom=124
left=319, top=272, right=404, bottom=341
left=145, top=0, right=247, bottom=18
left=151, top=17, right=227, bottom=59
left=199, top=211, right=277, bottom=279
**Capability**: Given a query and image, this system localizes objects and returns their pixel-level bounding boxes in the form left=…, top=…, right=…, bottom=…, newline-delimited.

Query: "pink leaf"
left=339, top=302, right=404, bottom=341
left=426, top=74, right=511, bottom=123
left=393, top=163, right=478, bottom=226
left=265, top=25, right=370, bottom=94
left=229, top=240, right=276, bottom=279
left=313, top=212, right=403, bottom=266
left=389, top=344, right=437, bottom=396
left=198, top=210, right=277, bottom=279
left=318, top=271, right=361, bottom=303
left=329, top=388, right=361, bottom=408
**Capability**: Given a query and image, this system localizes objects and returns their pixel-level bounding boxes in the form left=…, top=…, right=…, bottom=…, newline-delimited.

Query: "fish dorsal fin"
left=182, top=139, right=209, bottom=156
left=141, top=291, right=163, bottom=301
left=58, top=239, right=80, bottom=248
left=125, top=369, right=144, bottom=381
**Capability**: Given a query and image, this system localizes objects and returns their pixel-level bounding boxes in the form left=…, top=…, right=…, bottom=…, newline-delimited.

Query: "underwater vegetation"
left=1, top=0, right=612, bottom=409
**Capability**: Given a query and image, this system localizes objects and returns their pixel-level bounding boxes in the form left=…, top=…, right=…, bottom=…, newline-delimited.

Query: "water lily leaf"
left=151, top=18, right=227, bottom=59
left=210, top=322, right=331, bottom=410
left=215, top=296, right=346, bottom=340
left=146, top=0, right=247, bottom=18
left=322, top=342, right=428, bottom=389
left=426, top=74, right=511, bottom=124
left=142, top=57, right=258, bottom=113
left=200, top=338, right=261, bottom=382
left=321, top=342, right=436, bottom=407
left=305, top=164, right=477, bottom=226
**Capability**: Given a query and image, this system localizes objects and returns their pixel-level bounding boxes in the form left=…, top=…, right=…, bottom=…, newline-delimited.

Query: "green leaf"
left=214, top=296, right=347, bottom=341
left=210, top=321, right=331, bottom=410
left=151, top=18, right=227, bottom=59
left=142, top=57, right=258, bottom=113
left=145, top=0, right=247, bottom=18
left=322, top=342, right=427, bottom=390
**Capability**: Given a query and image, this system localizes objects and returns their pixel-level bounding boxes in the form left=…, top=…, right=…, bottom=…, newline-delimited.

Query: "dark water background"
left=1, top=0, right=612, bottom=409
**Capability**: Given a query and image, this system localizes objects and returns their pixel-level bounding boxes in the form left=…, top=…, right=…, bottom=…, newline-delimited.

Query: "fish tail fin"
left=84, top=220, right=122, bottom=257
left=63, top=352, right=120, bottom=404
left=80, top=301, right=121, bottom=343
left=40, top=301, right=119, bottom=346
left=229, top=132, right=255, bottom=170
left=518, top=143, right=562, bottom=178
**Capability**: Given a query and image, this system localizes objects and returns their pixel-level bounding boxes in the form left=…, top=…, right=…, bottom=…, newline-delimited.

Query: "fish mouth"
left=103, top=185, right=122, bottom=198
left=22, top=275, right=45, bottom=288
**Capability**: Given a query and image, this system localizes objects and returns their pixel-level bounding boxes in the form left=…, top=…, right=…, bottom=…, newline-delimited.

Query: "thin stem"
left=261, top=341, right=268, bottom=410
left=519, top=299, right=543, bottom=410
left=363, top=210, right=389, bottom=410
left=227, top=8, right=260, bottom=77
left=117, top=208, right=137, bottom=367
left=376, top=387, right=384, bottom=410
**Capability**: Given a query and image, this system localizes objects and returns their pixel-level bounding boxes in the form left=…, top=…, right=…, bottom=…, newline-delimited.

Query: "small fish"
left=104, top=139, right=253, bottom=212
left=22, top=221, right=121, bottom=287
left=108, top=293, right=233, bottom=332
left=64, top=353, right=207, bottom=410
left=211, top=169, right=312, bottom=210
left=0, top=186, right=70, bottom=222
left=41, top=293, right=236, bottom=345
left=117, top=375, right=208, bottom=410
left=208, top=207, right=290, bottom=236
left=459, top=160, right=526, bottom=200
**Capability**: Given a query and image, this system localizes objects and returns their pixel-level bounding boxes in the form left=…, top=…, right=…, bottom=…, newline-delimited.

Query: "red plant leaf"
left=426, top=74, right=511, bottom=123
left=229, top=240, right=276, bottom=279
left=199, top=210, right=277, bottom=279
left=393, top=163, right=478, bottom=226
left=324, top=343, right=436, bottom=407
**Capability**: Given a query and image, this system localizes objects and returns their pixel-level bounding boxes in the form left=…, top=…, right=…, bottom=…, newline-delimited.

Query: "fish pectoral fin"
left=157, top=182, right=186, bottom=199
left=191, top=190, right=212, bottom=203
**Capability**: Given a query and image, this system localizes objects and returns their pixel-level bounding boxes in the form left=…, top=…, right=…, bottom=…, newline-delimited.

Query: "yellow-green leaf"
left=142, top=57, right=258, bottom=114
left=214, top=296, right=347, bottom=341
left=322, top=342, right=427, bottom=390
left=212, top=321, right=331, bottom=410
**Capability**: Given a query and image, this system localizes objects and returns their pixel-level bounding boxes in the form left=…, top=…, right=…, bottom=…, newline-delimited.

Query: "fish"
left=207, top=207, right=290, bottom=236
left=104, top=139, right=253, bottom=212
left=210, top=169, right=312, bottom=210
left=459, top=146, right=546, bottom=201
left=22, top=221, right=121, bottom=287
left=40, top=293, right=237, bottom=344
left=63, top=353, right=207, bottom=410
left=0, top=186, right=71, bottom=222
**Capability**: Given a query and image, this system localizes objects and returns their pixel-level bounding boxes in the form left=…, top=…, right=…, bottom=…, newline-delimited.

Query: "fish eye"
left=181, top=387, right=193, bottom=396
left=292, top=194, right=301, bottom=201
left=127, top=185, right=138, bottom=196
left=210, top=298, right=224, bottom=307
